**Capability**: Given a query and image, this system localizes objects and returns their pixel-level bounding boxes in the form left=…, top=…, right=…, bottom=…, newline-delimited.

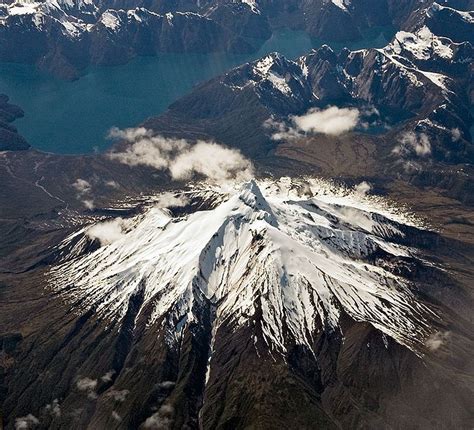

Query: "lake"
left=0, top=28, right=394, bottom=154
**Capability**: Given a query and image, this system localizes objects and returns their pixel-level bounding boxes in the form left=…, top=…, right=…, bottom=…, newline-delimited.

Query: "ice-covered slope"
left=50, top=178, right=435, bottom=355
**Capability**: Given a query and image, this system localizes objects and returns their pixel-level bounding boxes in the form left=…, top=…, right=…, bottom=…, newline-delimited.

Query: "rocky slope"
left=0, top=94, right=29, bottom=150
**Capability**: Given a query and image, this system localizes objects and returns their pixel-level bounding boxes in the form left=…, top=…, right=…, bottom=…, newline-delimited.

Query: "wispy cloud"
left=155, top=192, right=190, bottom=209
left=426, top=331, right=450, bottom=351
left=72, top=178, right=95, bottom=209
left=143, top=404, right=174, bottom=429
left=393, top=132, right=431, bottom=157
left=354, top=181, right=372, bottom=196
left=107, top=128, right=254, bottom=184
left=72, top=178, right=92, bottom=194
left=44, top=399, right=61, bottom=418
left=15, top=414, right=40, bottom=430
left=106, top=389, right=129, bottom=402
left=156, top=381, right=175, bottom=390
left=105, top=180, right=120, bottom=189
left=101, top=370, right=115, bottom=383
left=76, top=377, right=98, bottom=399
left=450, top=127, right=461, bottom=142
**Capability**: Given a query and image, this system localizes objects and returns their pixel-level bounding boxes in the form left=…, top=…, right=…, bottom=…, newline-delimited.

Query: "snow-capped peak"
left=331, top=0, right=351, bottom=12
left=49, top=178, right=435, bottom=356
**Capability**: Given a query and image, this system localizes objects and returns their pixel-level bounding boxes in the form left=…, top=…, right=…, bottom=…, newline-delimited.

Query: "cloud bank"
left=107, top=128, right=254, bottom=184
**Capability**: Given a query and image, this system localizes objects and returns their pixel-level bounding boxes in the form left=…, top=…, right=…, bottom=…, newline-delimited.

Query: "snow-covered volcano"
left=49, top=178, right=435, bottom=355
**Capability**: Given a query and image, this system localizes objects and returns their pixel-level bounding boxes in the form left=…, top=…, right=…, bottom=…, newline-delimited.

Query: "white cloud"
left=107, top=128, right=254, bottom=184
left=156, top=381, right=175, bottom=389
left=354, top=181, right=371, bottom=196
left=393, top=132, right=431, bottom=157
left=77, top=377, right=98, bottom=398
left=101, top=370, right=115, bottom=383
left=450, top=128, right=461, bottom=142
left=15, top=414, right=39, bottom=430
left=108, top=126, right=152, bottom=143
left=107, top=129, right=187, bottom=170
left=266, top=106, right=361, bottom=140
left=263, top=117, right=301, bottom=141
left=426, top=331, right=450, bottom=351
left=72, top=178, right=91, bottom=194
left=105, top=180, right=120, bottom=189
left=170, top=142, right=253, bottom=183
left=155, top=192, right=190, bottom=209
left=77, top=377, right=97, bottom=391
left=337, top=206, right=374, bottom=233
left=106, top=389, right=129, bottom=402
left=44, top=399, right=61, bottom=418
left=401, top=160, right=422, bottom=173
left=85, top=198, right=188, bottom=247
left=86, top=218, right=131, bottom=245
left=143, top=404, right=174, bottom=429
left=292, top=106, right=360, bottom=136
left=112, top=411, right=122, bottom=422
left=82, top=199, right=95, bottom=210
left=72, top=178, right=96, bottom=209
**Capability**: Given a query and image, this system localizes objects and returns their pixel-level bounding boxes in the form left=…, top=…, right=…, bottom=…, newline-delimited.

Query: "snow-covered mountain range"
left=3, top=0, right=470, bottom=79
left=217, top=3, right=473, bottom=156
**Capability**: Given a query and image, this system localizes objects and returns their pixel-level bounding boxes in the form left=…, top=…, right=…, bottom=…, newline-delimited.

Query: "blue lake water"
left=0, top=28, right=394, bottom=154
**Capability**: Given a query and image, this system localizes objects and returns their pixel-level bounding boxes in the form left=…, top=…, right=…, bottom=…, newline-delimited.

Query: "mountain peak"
left=238, top=180, right=277, bottom=225
left=50, top=178, right=434, bottom=356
